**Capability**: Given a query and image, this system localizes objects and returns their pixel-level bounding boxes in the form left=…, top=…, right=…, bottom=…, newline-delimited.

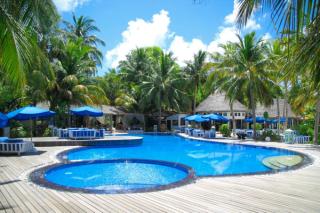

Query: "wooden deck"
left=1, top=139, right=320, bottom=212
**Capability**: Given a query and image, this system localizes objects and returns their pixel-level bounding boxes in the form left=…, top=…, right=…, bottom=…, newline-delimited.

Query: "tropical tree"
left=47, top=37, right=108, bottom=126
left=213, top=32, right=277, bottom=139
left=63, top=14, right=105, bottom=72
left=141, top=51, right=185, bottom=129
left=266, top=40, right=287, bottom=134
left=210, top=42, right=245, bottom=136
left=236, top=0, right=320, bottom=144
left=0, top=0, right=58, bottom=90
left=185, top=50, right=208, bottom=114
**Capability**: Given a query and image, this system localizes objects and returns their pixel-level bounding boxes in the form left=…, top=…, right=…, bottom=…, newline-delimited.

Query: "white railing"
left=293, top=136, right=311, bottom=144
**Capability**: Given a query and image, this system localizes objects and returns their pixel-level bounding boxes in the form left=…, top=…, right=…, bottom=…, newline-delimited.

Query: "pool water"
left=65, top=134, right=297, bottom=176
left=45, top=160, right=190, bottom=192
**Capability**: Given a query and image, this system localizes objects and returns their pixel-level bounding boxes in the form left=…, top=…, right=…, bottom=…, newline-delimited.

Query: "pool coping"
left=29, top=158, right=196, bottom=194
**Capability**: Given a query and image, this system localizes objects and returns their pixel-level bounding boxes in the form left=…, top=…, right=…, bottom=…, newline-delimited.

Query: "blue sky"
left=54, top=0, right=275, bottom=75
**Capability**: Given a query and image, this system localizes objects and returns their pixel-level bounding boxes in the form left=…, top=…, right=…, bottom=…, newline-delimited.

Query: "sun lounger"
left=0, top=137, right=35, bottom=155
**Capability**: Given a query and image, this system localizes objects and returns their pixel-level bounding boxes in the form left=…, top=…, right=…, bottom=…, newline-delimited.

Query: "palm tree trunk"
left=158, top=94, right=162, bottom=132
left=68, top=105, right=71, bottom=127
left=230, top=101, right=236, bottom=137
left=283, top=81, right=288, bottom=130
left=314, top=96, right=320, bottom=145
left=158, top=106, right=162, bottom=132
left=276, top=97, right=280, bottom=135
left=250, top=85, right=257, bottom=140
left=193, top=84, right=197, bottom=114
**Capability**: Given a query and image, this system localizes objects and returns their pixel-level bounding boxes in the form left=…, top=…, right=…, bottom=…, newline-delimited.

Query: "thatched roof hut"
left=196, top=92, right=297, bottom=118
left=195, top=92, right=247, bottom=113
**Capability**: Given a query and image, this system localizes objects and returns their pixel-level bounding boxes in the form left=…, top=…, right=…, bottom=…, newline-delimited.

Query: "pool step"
left=262, top=155, right=303, bottom=170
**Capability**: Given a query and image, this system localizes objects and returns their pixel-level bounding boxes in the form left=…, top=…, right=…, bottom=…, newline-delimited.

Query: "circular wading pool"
left=30, top=159, right=195, bottom=194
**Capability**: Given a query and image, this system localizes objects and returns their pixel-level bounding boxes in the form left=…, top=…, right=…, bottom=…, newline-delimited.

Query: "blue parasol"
left=0, top=112, right=8, bottom=128
left=70, top=106, right=103, bottom=117
left=202, top=113, right=229, bottom=122
left=7, top=106, right=56, bottom=141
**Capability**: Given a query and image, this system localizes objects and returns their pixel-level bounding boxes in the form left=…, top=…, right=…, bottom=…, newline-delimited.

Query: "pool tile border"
left=29, top=159, right=196, bottom=194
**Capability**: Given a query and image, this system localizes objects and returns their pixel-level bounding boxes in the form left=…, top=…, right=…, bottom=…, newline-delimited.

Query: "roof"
left=100, top=105, right=126, bottom=115
left=196, top=92, right=296, bottom=118
left=256, top=99, right=296, bottom=118
left=196, top=92, right=247, bottom=113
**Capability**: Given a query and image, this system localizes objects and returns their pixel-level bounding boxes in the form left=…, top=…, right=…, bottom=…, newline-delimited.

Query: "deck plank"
left=1, top=140, right=320, bottom=212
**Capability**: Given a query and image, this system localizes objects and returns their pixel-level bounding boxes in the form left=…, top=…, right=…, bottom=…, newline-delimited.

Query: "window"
left=223, top=112, right=227, bottom=116
left=180, top=118, right=185, bottom=126
left=172, top=120, right=178, bottom=126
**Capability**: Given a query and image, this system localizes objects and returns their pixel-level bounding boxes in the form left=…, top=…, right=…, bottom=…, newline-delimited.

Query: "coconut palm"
left=210, top=42, right=245, bottom=136
left=185, top=50, right=208, bottom=114
left=63, top=14, right=105, bottom=70
left=236, top=0, right=320, bottom=144
left=0, top=0, right=58, bottom=89
left=213, top=32, right=276, bottom=139
left=266, top=40, right=287, bottom=134
left=141, top=51, right=185, bottom=130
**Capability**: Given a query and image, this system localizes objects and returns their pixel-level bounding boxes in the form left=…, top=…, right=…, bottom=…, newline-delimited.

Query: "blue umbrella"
left=202, top=113, right=229, bottom=122
left=185, top=114, right=209, bottom=123
left=70, top=106, right=103, bottom=117
left=7, top=106, right=56, bottom=141
left=0, top=113, right=8, bottom=128
left=244, top=117, right=265, bottom=123
left=267, top=117, right=286, bottom=124
left=7, top=106, right=55, bottom=120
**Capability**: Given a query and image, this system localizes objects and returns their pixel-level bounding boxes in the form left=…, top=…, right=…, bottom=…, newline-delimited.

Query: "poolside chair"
left=0, top=137, right=35, bottom=155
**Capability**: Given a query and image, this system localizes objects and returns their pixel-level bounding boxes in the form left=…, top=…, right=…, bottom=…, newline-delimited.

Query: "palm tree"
left=209, top=43, right=241, bottom=136
left=141, top=51, right=185, bottom=130
left=214, top=32, right=276, bottom=139
left=236, top=0, right=320, bottom=144
left=0, top=0, right=58, bottom=90
left=63, top=14, right=105, bottom=71
left=185, top=50, right=208, bottom=114
left=267, top=40, right=287, bottom=134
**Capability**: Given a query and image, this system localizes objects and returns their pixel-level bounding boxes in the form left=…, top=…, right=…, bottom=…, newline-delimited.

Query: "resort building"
left=196, top=92, right=298, bottom=128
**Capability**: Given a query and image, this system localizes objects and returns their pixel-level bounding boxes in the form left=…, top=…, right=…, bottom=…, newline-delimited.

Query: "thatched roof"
left=196, top=92, right=247, bottom=113
left=196, top=92, right=297, bottom=118
left=100, top=105, right=126, bottom=115
left=256, top=100, right=296, bottom=118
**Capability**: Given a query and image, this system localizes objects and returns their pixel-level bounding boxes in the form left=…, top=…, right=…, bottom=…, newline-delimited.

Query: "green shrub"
left=43, top=128, right=52, bottom=137
left=295, top=121, right=314, bottom=138
left=258, top=130, right=281, bottom=142
left=10, top=126, right=27, bottom=138
left=254, top=123, right=263, bottom=130
left=220, top=124, right=231, bottom=137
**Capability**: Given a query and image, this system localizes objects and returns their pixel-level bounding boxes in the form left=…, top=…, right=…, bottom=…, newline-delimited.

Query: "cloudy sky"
left=54, top=0, right=275, bottom=75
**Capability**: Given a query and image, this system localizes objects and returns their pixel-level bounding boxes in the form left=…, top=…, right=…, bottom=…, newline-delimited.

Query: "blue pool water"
left=45, top=160, right=189, bottom=191
left=65, top=134, right=297, bottom=176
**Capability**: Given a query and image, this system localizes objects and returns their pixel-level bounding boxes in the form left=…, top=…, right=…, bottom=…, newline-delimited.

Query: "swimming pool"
left=62, top=134, right=301, bottom=176
left=31, top=134, right=306, bottom=194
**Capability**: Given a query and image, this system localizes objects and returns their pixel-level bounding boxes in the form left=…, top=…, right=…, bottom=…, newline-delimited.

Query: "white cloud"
left=169, top=36, right=207, bottom=65
left=106, top=10, right=170, bottom=68
left=262, top=32, right=272, bottom=41
left=224, top=0, right=260, bottom=31
left=53, top=0, right=89, bottom=12
left=104, top=4, right=267, bottom=69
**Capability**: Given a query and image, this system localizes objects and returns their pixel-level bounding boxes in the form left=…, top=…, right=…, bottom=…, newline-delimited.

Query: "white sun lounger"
left=0, top=138, right=35, bottom=155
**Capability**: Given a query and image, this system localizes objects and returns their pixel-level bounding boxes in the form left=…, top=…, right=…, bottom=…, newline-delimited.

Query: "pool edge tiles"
left=29, top=159, right=196, bottom=194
